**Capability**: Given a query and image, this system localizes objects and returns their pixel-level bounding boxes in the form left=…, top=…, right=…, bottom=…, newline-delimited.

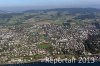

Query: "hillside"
left=0, top=8, right=100, bottom=25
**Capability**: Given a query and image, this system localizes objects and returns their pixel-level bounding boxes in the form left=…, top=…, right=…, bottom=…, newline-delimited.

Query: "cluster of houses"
left=0, top=22, right=100, bottom=64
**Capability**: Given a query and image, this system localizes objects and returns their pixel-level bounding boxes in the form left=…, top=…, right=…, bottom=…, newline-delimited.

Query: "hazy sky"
left=0, top=0, right=100, bottom=11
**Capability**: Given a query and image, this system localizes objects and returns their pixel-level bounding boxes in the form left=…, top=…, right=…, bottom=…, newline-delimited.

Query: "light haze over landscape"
left=0, top=0, right=100, bottom=11
left=0, top=0, right=100, bottom=65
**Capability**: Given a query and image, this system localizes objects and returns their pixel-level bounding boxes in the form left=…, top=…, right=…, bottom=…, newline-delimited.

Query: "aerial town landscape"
left=0, top=8, right=100, bottom=65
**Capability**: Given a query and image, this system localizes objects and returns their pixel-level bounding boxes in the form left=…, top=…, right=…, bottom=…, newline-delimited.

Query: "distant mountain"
left=1, top=8, right=100, bottom=14
left=0, top=10, right=7, bottom=14
left=0, top=10, right=18, bottom=14
left=24, top=8, right=100, bottom=14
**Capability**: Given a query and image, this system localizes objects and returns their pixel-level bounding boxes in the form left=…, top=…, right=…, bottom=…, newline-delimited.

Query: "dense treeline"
left=84, top=34, right=100, bottom=54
